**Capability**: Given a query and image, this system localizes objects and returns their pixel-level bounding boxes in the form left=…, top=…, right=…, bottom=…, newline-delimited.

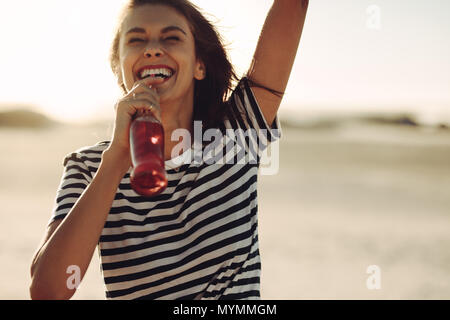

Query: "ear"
left=194, top=60, right=206, bottom=80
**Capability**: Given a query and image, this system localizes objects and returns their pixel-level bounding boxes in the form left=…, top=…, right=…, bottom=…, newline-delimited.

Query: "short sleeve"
left=228, top=77, right=282, bottom=140
left=47, top=152, right=93, bottom=226
left=223, top=77, right=282, bottom=166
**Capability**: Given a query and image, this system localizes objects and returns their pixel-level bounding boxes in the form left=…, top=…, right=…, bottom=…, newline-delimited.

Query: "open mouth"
left=137, top=66, right=175, bottom=81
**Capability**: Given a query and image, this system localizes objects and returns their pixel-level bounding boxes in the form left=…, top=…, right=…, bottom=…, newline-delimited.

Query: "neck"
left=160, top=97, right=194, bottom=161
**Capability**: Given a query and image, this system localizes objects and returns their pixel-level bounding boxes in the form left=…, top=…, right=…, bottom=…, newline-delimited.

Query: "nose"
left=144, top=44, right=164, bottom=58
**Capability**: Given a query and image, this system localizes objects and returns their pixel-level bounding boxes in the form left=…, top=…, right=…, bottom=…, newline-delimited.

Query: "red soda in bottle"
left=129, top=114, right=168, bottom=196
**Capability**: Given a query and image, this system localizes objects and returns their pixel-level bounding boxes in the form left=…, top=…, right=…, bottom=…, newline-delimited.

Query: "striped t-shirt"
left=50, top=77, right=281, bottom=300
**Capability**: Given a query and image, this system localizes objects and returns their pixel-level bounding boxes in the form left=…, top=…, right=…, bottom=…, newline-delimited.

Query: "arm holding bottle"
left=29, top=83, right=160, bottom=300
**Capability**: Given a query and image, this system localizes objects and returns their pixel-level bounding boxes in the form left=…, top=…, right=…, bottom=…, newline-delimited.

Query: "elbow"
left=29, top=279, right=74, bottom=300
left=29, top=281, right=53, bottom=300
left=29, top=266, right=75, bottom=300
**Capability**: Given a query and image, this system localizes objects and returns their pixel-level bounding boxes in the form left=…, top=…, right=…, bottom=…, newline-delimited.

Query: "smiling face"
left=118, top=4, right=205, bottom=104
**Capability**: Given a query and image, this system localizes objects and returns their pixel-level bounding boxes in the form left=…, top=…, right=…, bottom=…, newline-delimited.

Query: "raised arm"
left=246, top=0, right=308, bottom=125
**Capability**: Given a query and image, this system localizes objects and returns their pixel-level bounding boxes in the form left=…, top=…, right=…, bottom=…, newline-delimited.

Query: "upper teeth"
left=140, top=68, right=173, bottom=79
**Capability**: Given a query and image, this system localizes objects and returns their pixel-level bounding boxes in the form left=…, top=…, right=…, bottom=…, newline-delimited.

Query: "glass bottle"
left=129, top=114, right=168, bottom=196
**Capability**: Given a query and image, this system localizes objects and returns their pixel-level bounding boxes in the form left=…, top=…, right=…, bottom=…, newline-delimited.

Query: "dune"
left=279, top=111, right=450, bottom=132
left=0, top=108, right=58, bottom=129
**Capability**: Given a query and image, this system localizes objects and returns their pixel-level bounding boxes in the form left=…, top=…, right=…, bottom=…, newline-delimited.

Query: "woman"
left=30, top=0, right=308, bottom=300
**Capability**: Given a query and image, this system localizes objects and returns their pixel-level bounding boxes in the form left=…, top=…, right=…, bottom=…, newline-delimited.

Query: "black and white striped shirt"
left=49, top=77, right=281, bottom=300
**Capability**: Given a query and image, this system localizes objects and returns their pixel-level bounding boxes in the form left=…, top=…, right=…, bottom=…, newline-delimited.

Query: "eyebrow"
left=125, top=25, right=187, bottom=36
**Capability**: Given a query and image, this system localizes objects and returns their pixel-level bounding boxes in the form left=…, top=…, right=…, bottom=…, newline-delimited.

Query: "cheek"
left=170, top=41, right=196, bottom=68
left=176, top=52, right=199, bottom=78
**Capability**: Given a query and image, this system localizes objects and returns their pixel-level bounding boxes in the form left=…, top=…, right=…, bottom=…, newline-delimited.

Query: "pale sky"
left=1, top=0, right=449, bottom=123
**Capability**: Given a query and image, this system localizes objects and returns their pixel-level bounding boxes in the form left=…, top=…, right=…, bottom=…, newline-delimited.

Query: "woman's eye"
left=128, top=38, right=144, bottom=44
left=164, top=36, right=180, bottom=41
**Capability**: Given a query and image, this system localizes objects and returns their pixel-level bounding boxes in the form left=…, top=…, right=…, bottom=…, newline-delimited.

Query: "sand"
left=1, top=121, right=449, bottom=299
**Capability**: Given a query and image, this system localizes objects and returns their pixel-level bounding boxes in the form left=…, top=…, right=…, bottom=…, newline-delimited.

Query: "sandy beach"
left=1, top=120, right=449, bottom=299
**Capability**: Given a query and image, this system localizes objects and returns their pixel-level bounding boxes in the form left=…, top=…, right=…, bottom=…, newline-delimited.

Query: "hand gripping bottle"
left=129, top=113, right=168, bottom=197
